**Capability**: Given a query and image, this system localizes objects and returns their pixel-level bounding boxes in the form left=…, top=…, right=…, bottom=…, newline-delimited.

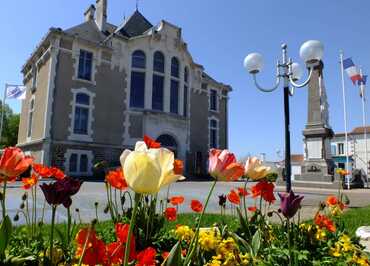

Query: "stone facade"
left=17, top=1, right=231, bottom=178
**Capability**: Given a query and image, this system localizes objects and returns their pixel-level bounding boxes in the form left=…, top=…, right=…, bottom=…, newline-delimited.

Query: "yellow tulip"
left=244, top=157, right=271, bottom=180
left=120, top=141, right=185, bottom=194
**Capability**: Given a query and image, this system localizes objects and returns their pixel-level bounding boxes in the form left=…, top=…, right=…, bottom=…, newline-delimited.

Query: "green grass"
left=340, top=205, right=370, bottom=235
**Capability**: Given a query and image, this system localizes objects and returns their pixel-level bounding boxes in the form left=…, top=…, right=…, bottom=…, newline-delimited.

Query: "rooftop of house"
left=335, top=126, right=370, bottom=137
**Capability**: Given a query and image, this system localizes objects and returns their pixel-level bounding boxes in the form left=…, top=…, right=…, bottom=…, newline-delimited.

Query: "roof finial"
left=136, top=0, right=139, bottom=11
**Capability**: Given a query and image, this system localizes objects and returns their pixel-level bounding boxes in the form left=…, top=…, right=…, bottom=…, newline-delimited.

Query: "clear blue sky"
left=1, top=0, right=369, bottom=160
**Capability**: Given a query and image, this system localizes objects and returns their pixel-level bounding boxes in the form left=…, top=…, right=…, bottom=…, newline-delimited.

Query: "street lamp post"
left=243, top=40, right=324, bottom=192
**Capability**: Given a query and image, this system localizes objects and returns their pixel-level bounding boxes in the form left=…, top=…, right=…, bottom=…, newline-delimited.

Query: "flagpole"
left=340, top=51, right=351, bottom=190
left=359, top=67, right=369, bottom=188
left=0, top=84, right=7, bottom=144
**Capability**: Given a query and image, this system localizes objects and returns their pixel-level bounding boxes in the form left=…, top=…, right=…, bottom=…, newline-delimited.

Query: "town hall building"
left=17, top=0, right=231, bottom=177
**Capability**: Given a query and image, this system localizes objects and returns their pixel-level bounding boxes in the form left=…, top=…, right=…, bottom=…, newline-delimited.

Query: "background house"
left=17, top=0, right=231, bottom=178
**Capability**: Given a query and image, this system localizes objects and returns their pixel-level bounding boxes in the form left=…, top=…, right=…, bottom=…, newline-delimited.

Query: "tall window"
left=210, top=89, right=218, bottom=111
left=183, top=67, right=189, bottom=117
left=73, top=93, right=90, bottom=135
left=27, top=98, right=35, bottom=138
left=170, top=57, right=180, bottom=114
left=152, top=51, right=165, bottom=111
left=153, top=51, right=165, bottom=73
left=78, top=50, right=93, bottom=81
left=170, top=80, right=179, bottom=114
left=130, top=50, right=146, bottom=108
left=338, top=143, right=345, bottom=155
left=171, top=57, right=180, bottom=78
left=209, top=119, right=218, bottom=148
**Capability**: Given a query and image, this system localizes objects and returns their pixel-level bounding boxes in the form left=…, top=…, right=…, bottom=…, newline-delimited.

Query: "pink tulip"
left=208, top=149, right=244, bottom=181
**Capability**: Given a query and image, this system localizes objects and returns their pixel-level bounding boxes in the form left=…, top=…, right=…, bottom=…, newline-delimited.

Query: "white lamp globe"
left=291, top=62, right=303, bottom=81
left=299, top=40, right=324, bottom=64
left=244, top=53, right=263, bottom=74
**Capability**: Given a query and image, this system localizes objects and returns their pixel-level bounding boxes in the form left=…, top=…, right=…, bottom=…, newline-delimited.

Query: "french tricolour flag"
left=343, top=58, right=362, bottom=84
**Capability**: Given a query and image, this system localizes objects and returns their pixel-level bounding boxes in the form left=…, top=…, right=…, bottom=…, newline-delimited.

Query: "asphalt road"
left=3, top=181, right=370, bottom=225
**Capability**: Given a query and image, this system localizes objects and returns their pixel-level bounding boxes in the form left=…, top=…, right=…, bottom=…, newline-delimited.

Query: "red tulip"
left=106, top=168, right=128, bottom=190
left=191, top=199, right=203, bottom=213
left=251, top=180, right=276, bottom=204
left=0, top=147, right=33, bottom=182
left=170, top=196, right=185, bottom=206
left=144, top=135, right=161, bottom=149
left=164, top=207, right=177, bottom=221
left=227, top=189, right=241, bottom=205
left=208, top=149, right=244, bottom=181
left=136, top=247, right=157, bottom=266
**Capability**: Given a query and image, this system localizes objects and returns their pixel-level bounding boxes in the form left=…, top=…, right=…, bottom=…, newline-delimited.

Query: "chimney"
left=96, top=0, right=107, bottom=31
left=84, top=5, right=96, bottom=22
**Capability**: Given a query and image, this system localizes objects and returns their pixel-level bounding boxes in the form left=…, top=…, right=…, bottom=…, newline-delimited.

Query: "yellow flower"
left=205, top=255, right=222, bottom=266
left=315, top=228, right=326, bottom=241
left=198, top=229, right=221, bottom=251
left=216, top=237, right=238, bottom=257
left=244, top=157, right=271, bottom=180
left=120, top=141, right=185, bottom=194
left=175, top=225, right=194, bottom=242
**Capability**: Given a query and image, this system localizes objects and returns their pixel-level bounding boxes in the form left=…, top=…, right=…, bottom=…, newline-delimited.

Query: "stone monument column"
left=296, top=61, right=335, bottom=182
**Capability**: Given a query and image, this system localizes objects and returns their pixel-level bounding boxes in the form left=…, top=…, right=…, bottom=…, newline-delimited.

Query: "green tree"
left=0, top=101, right=20, bottom=148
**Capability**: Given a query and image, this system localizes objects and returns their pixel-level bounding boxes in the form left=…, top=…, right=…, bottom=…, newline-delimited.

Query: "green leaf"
left=232, top=233, right=252, bottom=254
left=0, top=216, right=12, bottom=257
left=251, top=229, right=261, bottom=257
left=236, top=207, right=249, bottom=234
left=163, top=241, right=183, bottom=266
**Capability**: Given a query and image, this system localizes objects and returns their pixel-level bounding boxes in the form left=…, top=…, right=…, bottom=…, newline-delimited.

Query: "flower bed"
left=0, top=137, right=369, bottom=265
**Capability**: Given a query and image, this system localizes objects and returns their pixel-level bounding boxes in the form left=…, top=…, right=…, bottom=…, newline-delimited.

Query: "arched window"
left=156, top=134, right=178, bottom=157
left=153, top=51, right=165, bottom=73
left=171, top=57, right=180, bottom=78
left=130, top=51, right=146, bottom=108
left=132, top=50, right=146, bottom=69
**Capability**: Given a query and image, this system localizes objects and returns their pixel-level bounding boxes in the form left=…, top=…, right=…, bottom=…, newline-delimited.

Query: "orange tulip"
left=237, top=187, right=249, bottom=197
left=208, top=149, right=244, bottom=181
left=49, top=167, right=65, bottom=180
left=326, top=195, right=338, bottom=206
left=170, top=196, right=185, bottom=206
left=173, top=159, right=184, bottom=175
left=314, top=214, right=336, bottom=232
left=248, top=206, right=257, bottom=212
left=106, top=168, right=128, bottom=190
left=227, top=189, right=241, bottom=205
left=0, top=147, right=33, bottom=182
left=33, top=163, right=53, bottom=178
left=22, top=174, right=38, bottom=190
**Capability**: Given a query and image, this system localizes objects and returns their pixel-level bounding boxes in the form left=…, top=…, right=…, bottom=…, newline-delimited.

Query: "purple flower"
left=40, top=177, right=83, bottom=208
left=278, top=190, right=304, bottom=219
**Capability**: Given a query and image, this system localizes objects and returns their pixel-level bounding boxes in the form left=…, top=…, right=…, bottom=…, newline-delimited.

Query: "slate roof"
left=65, top=20, right=108, bottom=42
left=115, top=10, right=153, bottom=38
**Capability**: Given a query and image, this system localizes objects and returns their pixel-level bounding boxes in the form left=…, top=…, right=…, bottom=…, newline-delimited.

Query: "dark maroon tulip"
left=218, top=194, right=227, bottom=207
left=40, top=177, right=83, bottom=208
left=278, top=190, right=304, bottom=219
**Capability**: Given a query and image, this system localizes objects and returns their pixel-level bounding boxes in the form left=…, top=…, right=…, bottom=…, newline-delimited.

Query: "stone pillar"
left=295, top=61, right=336, bottom=182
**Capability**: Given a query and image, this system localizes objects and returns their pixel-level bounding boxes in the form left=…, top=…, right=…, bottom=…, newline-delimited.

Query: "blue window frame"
left=153, top=51, right=165, bottom=73
left=130, top=71, right=145, bottom=108
left=78, top=50, right=93, bottom=80
left=171, top=57, right=180, bottom=78
left=152, top=75, right=164, bottom=111
left=170, top=80, right=179, bottom=114
left=132, top=50, right=146, bottom=69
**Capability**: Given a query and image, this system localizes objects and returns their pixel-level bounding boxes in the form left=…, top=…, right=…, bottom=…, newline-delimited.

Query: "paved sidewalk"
left=3, top=181, right=370, bottom=225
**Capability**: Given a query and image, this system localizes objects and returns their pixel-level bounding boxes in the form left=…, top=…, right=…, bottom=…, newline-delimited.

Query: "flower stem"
left=49, top=205, right=57, bottom=264
left=287, top=218, right=292, bottom=266
left=1, top=181, right=7, bottom=220
left=67, top=207, right=71, bottom=244
left=123, top=193, right=141, bottom=266
left=184, top=179, right=217, bottom=265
